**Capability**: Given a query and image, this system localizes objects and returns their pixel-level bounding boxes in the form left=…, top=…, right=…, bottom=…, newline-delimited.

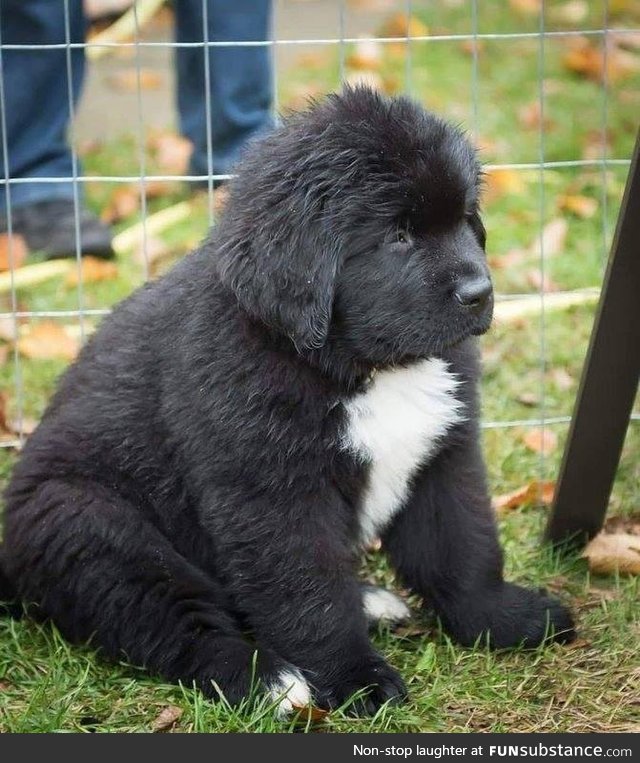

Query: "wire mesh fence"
left=0, top=0, right=638, bottom=490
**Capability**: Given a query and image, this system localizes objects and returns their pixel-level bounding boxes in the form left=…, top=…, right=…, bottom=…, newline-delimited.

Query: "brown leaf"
left=603, top=514, right=640, bottom=536
left=582, top=129, right=614, bottom=161
left=518, top=102, right=555, bottom=132
left=378, top=13, right=429, bottom=38
left=564, top=637, right=592, bottom=651
left=107, top=68, right=164, bottom=92
left=558, top=194, right=598, bottom=219
left=291, top=704, right=330, bottom=722
left=493, top=480, right=555, bottom=512
left=152, top=705, right=183, bottom=732
left=488, top=249, right=527, bottom=270
left=17, top=322, right=79, bottom=361
left=143, top=180, right=180, bottom=200
left=583, top=532, right=640, bottom=575
left=65, top=257, right=118, bottom=286
left=101, top=186, right=140, bottom=224
left=563, top=38, right=640, bottom=83
left=526, top=269, right=560, bottom=293
left=151, top=133, right=193, bottom=175
left=522, top=428, right=558, bottom=454
left=459, top=39, right=485, bottom=57
left=0, top=233, right=28, bottom=271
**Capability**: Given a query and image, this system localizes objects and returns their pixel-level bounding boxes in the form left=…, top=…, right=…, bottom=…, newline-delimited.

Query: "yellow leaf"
left=558, top=194, right=598, bottom=219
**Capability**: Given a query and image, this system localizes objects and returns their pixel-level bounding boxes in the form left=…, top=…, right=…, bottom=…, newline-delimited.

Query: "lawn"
left=0, top=0, right=639, bottom=733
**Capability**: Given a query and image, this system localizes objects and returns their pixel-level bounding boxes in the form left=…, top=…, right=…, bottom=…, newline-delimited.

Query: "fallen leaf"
left=549, top=0, right=589, bottom=24
left=0, top=344, right=9, bottom=365
left=0, top=233, right=28, bottom=271
left=152, top=705, right=183, bottom=732
left=603, top=514, right=640, bottom=536
left=549, top=367, right=575, bottom=390
left=378, top=13, right=429, bottom=38
left=346, top=39, right=383, bottom=71
left=482, top=169, right=526, bottom=204
left=522, top=428, right=558, bottom=454
left=527, top=218, right=568, bottom=258
left=582, top=129, right=614, bottom=161
left=509, top=0, right=540, bottom=13
left=518, top=101, right=555, bottom=132
left=393, top=623, right=431, bottom=638
left=101, top=186, right=140, bottom=224
left=516, top=392, right=541, bottom=407
left=558, top=194, right=598, bottom=219
left=564, top=637, right=592, bottom=650
left=563, top=37, right=640, bottom=83
left=0, top=680, right=11, bottom=691
left=150, top=133, right=193, bottom=175
left=493, top=480, right=555, bottom=512
left=583, top=532, right=640, bottom=575
left=488, top=249, right=527, bottom=270
left=345, top=70, right=384, bottom=91
left=526, top=269, right=560, bottom=292
left=0, top=316, right=17, bottom=342
left=459, top=39, right=485, bottom=57
left=65, top=257, right=118, bottom=286
left=17, top=322, right=79, bottom=361
left=291, top=704, right=330, bottom=722
left=143, top=179, right=180, bottom=200
left=107, top=68, right=164, bottom=92
left=132, top=235, right=171, bottom=269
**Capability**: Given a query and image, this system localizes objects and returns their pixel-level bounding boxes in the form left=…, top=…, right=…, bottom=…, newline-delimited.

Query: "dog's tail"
left=0, top=546, right=21, bottom=618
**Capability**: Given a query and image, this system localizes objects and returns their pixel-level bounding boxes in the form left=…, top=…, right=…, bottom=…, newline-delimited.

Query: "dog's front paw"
left=319, top=652, right=407, bottom=715
left=442, top=582, right=575, bottom=649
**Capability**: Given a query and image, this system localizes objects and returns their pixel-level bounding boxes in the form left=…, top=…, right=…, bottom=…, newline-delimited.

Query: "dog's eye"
left=396, top=230, right=411, bottom=246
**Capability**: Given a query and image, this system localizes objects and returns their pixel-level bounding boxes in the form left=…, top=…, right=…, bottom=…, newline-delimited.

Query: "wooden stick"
left=112, top=201, right=192, bottom=255
left=87, top=0, right=166, bottom=62
left=0, top=260, right=73, bottom=294
left=493, top=288, right=600, bottom=323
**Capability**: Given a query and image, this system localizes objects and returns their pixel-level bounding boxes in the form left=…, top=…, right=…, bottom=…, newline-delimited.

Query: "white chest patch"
left=341, top=358, right=464, bottom=545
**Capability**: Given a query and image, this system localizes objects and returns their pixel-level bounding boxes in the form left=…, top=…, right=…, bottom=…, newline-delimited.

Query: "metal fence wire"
left=0, top=0, right=638, bottom=473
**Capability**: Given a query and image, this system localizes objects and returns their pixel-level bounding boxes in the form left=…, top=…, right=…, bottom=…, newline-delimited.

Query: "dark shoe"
left=0, top=199, right=114, bottom=260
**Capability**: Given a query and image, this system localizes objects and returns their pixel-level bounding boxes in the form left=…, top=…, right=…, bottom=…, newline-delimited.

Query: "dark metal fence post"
left=545, top=129, right=640, bottom=548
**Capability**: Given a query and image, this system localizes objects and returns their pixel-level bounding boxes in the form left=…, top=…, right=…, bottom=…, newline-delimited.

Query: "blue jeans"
left=0, top=0, right=273, bottom=211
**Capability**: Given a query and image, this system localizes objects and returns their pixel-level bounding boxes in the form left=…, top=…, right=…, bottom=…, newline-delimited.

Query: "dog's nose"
left=454, top=275, right=492, bottom=311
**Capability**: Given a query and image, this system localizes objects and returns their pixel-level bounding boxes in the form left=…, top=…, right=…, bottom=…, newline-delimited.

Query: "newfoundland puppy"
left=0, top=87, right=574, bottom=714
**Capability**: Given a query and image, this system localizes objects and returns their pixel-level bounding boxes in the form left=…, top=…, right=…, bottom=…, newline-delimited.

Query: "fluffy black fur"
left=0, top=88, right=574, bottom=713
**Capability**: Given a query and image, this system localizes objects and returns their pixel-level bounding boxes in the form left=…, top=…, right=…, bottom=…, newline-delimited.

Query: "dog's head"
left=215, top=86, right=492, bottom=365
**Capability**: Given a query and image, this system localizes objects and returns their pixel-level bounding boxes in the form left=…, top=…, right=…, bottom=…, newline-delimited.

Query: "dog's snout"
left=454, top=275, right=493, bottom=311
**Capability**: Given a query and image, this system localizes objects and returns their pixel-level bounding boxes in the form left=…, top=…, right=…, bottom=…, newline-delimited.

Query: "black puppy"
left=0, top=87, right=574, bottom=715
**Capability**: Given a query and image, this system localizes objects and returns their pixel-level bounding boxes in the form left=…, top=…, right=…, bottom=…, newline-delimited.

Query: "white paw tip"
left=269, top=668, right=311, bottom=717
left=363, top=587, right=411, bottom=623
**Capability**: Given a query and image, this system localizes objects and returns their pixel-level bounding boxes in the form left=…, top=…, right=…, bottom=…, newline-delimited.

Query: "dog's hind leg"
left=3, top=479, right=310, bottom=711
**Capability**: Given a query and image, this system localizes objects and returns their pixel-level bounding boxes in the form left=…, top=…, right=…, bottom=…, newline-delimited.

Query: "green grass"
left=1, top=0, right=639, bottom=734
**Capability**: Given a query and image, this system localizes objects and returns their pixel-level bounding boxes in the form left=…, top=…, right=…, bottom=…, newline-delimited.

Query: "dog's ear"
left=215, top=222, right=341, bottom=351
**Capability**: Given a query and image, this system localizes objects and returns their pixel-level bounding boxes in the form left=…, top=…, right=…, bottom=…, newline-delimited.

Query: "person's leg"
left=174, top=0, right=274, bottom=182
left=0, top=0, right=84, bottom=209
left=0, top=0, right=112, bottom=258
